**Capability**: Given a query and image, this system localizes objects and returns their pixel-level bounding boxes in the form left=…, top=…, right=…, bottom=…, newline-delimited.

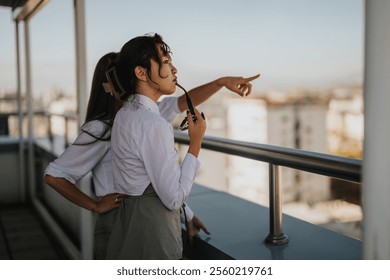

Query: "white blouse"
left=44, top=119, right=113, bottom=197
left=44, top=96, right=194, bottom=219
left=111, top=94, right=200, bottom=211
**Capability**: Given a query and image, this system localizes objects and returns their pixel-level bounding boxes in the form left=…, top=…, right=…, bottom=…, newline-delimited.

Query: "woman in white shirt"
left=44, top=50, right=204, bottom=259
left=44, top=53, right=203, bottom=259
left=45, top=43, right=259, bottom=260
left=105, top=33, right=259, bottom=259
left=44, top=53, right=123, bottom=259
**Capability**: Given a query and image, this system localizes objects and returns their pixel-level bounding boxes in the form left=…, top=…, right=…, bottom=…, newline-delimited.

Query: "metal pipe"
left=265, top=164, right=288, bottom=245
left=64, top=117, right=69, bottom=148
left=174, top=131, right=361, bottom=246
left=48, top=115, right=53, bottom=151
left=174, top=130, right=361, bottom=183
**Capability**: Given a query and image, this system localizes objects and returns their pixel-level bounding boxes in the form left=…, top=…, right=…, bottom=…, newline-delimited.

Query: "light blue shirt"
left=111, top=94, right=200, bottom=211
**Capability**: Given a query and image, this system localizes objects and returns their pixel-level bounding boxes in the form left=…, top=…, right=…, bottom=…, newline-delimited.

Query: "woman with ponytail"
left=106, top=33, right=259, bottom=259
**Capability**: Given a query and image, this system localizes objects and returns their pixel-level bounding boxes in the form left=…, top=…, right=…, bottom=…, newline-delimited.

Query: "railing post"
left=265, top=163, right=289, bottom=245
left=47, top=114, right=54, bottom=150
left=64, top=116, right=69, bottom=148
left=79, top=173, right=94, bottom=260
left=0, top=114, right=9, bottom=135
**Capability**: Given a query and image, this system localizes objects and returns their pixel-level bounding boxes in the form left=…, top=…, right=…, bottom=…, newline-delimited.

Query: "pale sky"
left=0, top=0, right=364, bottom=95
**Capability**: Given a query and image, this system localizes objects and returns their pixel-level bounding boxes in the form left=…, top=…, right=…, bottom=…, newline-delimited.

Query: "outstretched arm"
left=177, top=74, right=260, bottom=112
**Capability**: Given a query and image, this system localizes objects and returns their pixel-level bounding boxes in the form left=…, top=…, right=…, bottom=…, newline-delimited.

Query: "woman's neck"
left=137, top=84, right=161, bottom=103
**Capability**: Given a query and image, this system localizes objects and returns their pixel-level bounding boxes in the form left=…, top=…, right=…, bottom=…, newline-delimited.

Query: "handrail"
left=1, top=111, right=78, bottom=149
left=174, top=130, right=361, bottom=183
left=0, top=110, right=78, bottom=120
left=174, top=129, right=362, bottom=245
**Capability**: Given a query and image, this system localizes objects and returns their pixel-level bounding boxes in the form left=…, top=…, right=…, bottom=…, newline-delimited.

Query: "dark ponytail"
left=85, top=52, right=118, bottom=125
left=76, top=52, right=119, bottom=144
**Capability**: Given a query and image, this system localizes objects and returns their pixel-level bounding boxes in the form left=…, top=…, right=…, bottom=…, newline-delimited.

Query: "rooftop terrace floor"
left=0, top=204, right=68, bottom=260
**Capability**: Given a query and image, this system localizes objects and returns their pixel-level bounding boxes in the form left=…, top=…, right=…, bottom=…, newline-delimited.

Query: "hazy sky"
left=0, top=0, right=364, bottom=95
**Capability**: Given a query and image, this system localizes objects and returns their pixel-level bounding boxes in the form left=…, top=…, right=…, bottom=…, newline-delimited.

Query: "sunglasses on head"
left=176, top=83, right=205, bottom=131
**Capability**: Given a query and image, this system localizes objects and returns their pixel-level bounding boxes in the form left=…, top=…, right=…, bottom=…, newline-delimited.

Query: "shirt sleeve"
left=158, top=96, right=180, bottom=123
left=139, top=119, right=200, bottom=211
left=44, top=126, right=108, bottom=185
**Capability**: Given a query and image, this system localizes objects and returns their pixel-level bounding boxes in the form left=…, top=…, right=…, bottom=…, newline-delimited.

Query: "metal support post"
left=265, top=164, right=289, bottom=245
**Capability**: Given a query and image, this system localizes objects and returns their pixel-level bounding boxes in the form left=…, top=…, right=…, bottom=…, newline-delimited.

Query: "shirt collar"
left=134, top=94, right=160, bottom=115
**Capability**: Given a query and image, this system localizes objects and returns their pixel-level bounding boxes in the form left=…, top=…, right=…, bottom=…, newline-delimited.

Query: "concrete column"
left=74, top=0, right=88, bottom=127
left=24, top=19, right=36, bottom=200
left=362, top=0, right=390, bottom=259
left=15, top=20, right=26, bottom=202
left=74, top=0, right=93, bottom=260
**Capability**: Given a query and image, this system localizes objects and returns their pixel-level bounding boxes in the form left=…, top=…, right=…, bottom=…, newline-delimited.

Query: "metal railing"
left=0, top=111, right=78, bottom=149
left=174, top=130, right=362, bottom=245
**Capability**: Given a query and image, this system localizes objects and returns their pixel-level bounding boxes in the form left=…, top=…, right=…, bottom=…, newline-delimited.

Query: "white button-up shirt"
left=111, top=94, right=200, bottom=211
left=44, top=96, right=180, bottom=197
left=44, top=119, right=113, bottom=197
left=44, top=96, right=194, bottom=219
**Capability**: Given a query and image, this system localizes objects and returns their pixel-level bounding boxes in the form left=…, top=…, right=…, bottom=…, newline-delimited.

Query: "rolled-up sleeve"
left=44, top=131, right=107, bottom=184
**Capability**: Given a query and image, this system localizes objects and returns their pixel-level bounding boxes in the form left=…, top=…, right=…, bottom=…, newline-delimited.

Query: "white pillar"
left=15, top=20, right=26, bottom=202
left=74, top=0, right=88, bottom=126
left=74, top=0, right=93, bottom=260
left=362, top=0, right=390, bottom=259
left=24, top=19, right=36, bottom=200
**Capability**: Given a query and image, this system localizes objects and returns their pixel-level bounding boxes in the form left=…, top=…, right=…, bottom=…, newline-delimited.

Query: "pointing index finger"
left=244, top=74, right=261, bottom=82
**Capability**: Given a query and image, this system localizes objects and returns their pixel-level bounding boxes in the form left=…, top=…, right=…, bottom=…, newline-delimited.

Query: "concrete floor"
left=0, top=204, right=68, bottom=260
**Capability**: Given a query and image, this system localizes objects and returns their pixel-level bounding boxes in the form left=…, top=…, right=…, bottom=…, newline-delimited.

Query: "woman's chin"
left=164, top=88, right=176, bottom=95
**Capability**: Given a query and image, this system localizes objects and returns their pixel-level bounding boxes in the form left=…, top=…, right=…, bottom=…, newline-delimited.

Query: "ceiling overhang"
left=0, top=0, right=49, bottom=21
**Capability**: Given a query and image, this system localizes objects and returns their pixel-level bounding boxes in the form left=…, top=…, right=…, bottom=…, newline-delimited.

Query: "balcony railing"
left=0, top=110, right=78, bottom=149
left=174, top=130, right=362, bottom=245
